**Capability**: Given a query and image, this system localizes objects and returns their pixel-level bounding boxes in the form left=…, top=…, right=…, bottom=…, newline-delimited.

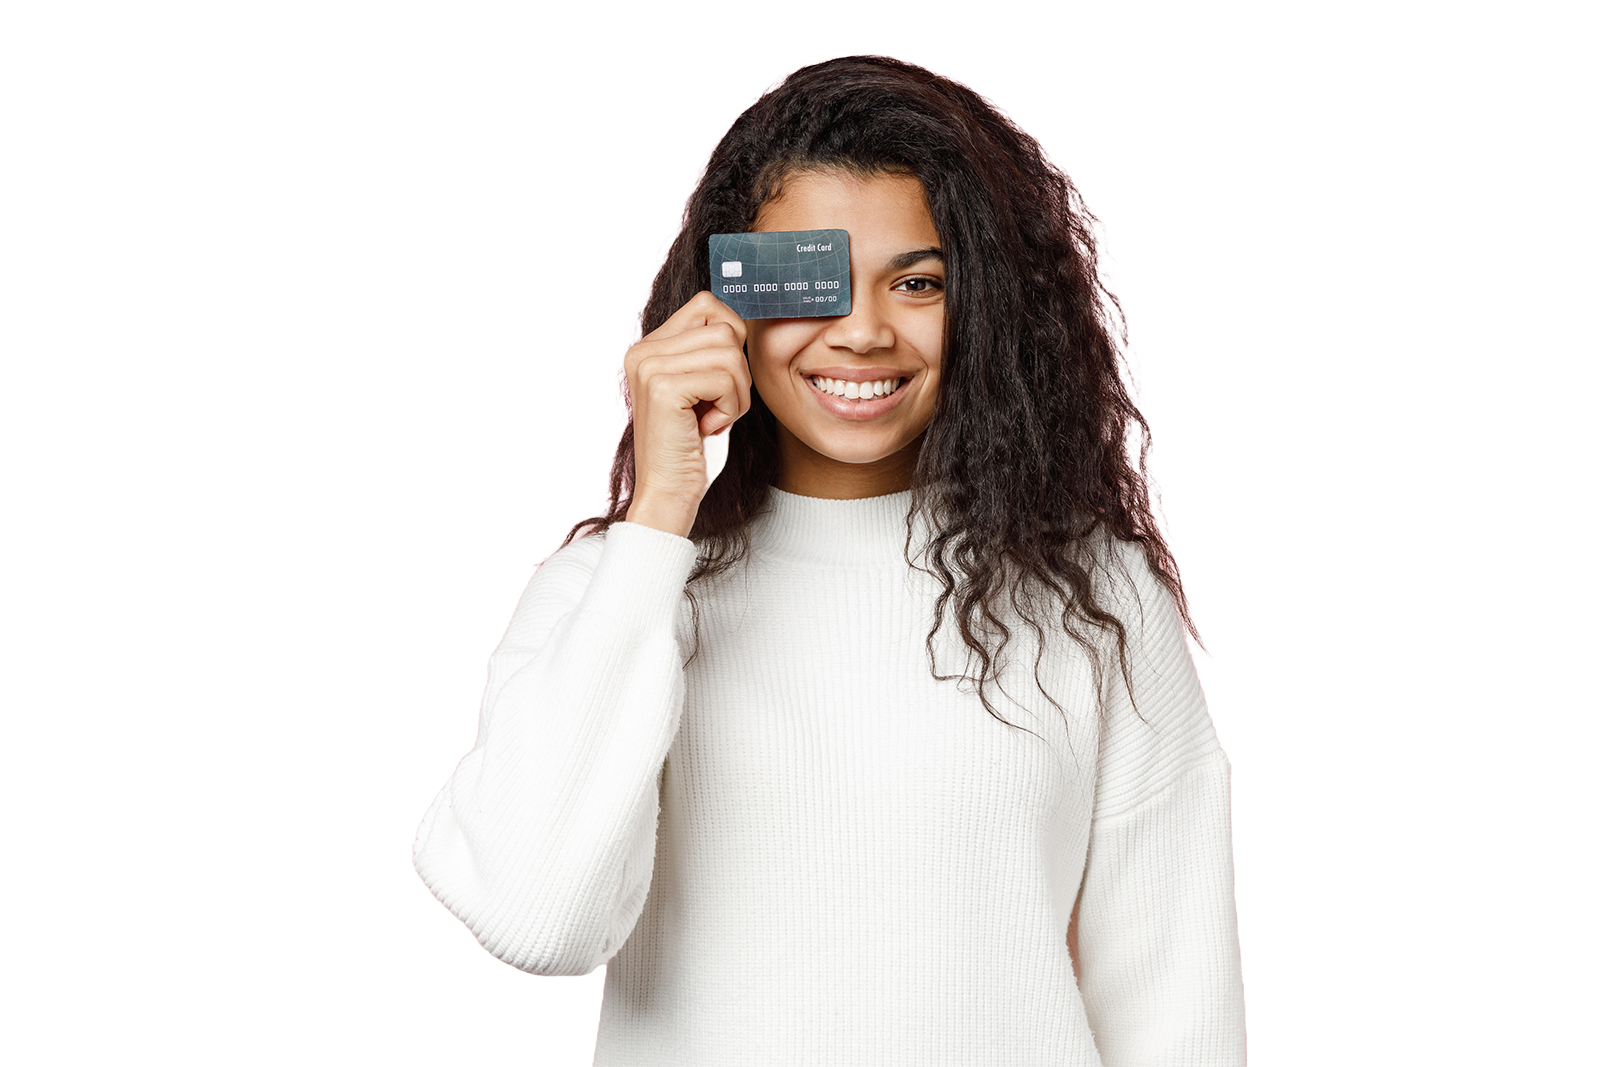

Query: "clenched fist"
left=623, top=291, right=752, bottom=538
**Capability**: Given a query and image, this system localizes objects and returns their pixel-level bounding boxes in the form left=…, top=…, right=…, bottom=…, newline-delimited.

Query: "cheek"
left=747, top=323, right=816, bottom=383
left=746, top=347, right=783, bottom=396
left=915, top=318, right=946, bottom=367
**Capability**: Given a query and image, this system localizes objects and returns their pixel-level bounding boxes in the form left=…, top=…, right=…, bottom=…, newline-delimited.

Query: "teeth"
left=810, top=376, right=901, bottom=400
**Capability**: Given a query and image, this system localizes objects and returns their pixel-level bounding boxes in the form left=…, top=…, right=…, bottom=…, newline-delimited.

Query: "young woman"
left=415, top=56, right=1245, bottom=1066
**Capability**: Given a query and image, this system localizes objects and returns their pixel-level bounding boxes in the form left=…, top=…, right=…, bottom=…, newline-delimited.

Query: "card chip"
left=721, top=261, right=742, bottom=278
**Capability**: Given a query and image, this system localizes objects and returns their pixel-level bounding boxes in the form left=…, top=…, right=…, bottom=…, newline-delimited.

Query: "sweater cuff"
left=584, top=521, right=699, bottom=626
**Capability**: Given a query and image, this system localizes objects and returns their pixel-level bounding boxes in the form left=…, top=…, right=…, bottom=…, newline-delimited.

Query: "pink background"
left=412, top=51, right=1248, bottom=1067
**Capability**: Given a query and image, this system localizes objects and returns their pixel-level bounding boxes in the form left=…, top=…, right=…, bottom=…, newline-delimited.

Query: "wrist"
left=624, top=494, right=697, bottom=539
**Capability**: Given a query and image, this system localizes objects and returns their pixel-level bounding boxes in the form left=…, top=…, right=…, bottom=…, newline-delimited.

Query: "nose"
left=821, top=288, right=894, bottom=354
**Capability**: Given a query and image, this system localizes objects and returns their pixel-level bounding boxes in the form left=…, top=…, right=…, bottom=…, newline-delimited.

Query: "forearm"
left=413, top=522, right=698, bottom=974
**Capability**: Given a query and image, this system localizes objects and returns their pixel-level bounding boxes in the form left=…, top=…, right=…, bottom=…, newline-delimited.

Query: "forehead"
left=752, top=170, right=938, bottom=247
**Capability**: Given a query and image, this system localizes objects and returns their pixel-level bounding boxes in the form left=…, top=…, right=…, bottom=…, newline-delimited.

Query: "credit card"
left=708, top=229, right=851, bottom=319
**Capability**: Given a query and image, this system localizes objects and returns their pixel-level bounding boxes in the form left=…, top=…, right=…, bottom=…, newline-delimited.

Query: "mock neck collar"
left=750, top=486, right=929, bottom=568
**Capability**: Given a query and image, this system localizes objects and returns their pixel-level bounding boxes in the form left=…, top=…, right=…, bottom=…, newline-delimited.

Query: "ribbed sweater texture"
left=414, top=488, right=1246, bottom=1065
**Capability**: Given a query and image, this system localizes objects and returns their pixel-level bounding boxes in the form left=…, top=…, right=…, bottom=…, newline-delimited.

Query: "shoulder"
left=1074, top=533, right=1197, bottom=683
left=526, top=521, right=699, bottom=596
left=492, top=530, right=608, bottom=651
left=529, top=527, right=611, bottom=589
left=500, top=523, right=700, bottom=650
left=1088, top=533, right=1228, bottom=821
left=1084, top=533, right=1179, bottom=629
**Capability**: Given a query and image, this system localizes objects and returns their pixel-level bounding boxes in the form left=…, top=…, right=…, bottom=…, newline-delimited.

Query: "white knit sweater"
left=414, top=488, right=1245, bottom=1066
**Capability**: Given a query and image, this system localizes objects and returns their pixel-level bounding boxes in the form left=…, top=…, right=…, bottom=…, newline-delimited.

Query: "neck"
left=773, top=424, right=922, bottom=499
left=754, top=484, right=923, bottom=567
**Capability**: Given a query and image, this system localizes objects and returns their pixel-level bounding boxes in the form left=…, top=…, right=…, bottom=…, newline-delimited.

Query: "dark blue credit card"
left=708, top=229, right=851, bottom=319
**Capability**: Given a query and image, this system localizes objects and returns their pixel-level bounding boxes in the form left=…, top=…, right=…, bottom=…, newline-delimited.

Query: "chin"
left=809, top=437, right=918, bottom=468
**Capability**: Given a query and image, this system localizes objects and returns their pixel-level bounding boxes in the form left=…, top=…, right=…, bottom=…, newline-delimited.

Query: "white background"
left=6, top=8, right=1593, bottom=1067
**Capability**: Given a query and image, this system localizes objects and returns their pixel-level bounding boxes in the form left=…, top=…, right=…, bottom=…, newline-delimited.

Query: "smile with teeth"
left=807, top=375, right=904, bottom=401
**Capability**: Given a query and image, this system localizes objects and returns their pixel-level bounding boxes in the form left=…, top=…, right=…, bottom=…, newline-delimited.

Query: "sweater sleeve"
left=1075, top=545, right=1247, bottom=1066
left=412, top=521, right=699, bottom=976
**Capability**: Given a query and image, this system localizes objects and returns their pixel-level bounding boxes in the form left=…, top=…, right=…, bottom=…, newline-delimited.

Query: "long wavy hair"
left=565, top=55, right=1197, bottom=728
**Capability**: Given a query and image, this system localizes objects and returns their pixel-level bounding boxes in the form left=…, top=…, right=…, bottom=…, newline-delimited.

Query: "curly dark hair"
left=565, top=55, right=1197, bottom=728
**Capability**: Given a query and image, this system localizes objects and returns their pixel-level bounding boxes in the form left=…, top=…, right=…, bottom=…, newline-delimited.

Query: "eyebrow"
left=885, top=247, right=944, bottom=270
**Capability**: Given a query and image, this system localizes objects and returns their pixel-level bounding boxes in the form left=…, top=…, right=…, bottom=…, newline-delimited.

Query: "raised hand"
left=622, top=292, right=752, bottom=538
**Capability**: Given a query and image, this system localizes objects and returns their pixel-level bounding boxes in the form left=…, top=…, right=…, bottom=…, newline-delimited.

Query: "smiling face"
left=745, top=170, right=945, bottom=499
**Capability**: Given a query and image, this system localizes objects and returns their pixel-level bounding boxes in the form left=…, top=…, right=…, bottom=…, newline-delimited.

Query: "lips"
left=803, top=366, right=914, bottom=383
left=803, top=372, right=913, bottom=421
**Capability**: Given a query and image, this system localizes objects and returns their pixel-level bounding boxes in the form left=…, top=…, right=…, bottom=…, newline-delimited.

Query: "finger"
left=642, top=291, right=747, bottom=346
left=691, top=394, right=743, bottom=437
left=689, top=369, right=747, bottom=428
left=642, top=368, right=747, bottom=427
left=625, top=323, right=746, bottom=389
left=631, top=321, right=747, bottom=362
left=632, top=344, right=752, bottom=409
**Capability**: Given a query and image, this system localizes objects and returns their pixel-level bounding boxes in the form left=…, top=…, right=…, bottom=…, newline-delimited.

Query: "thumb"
left=699, top=413, right=726, bottom=436
left=697, top=402, right=738, bottom=437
